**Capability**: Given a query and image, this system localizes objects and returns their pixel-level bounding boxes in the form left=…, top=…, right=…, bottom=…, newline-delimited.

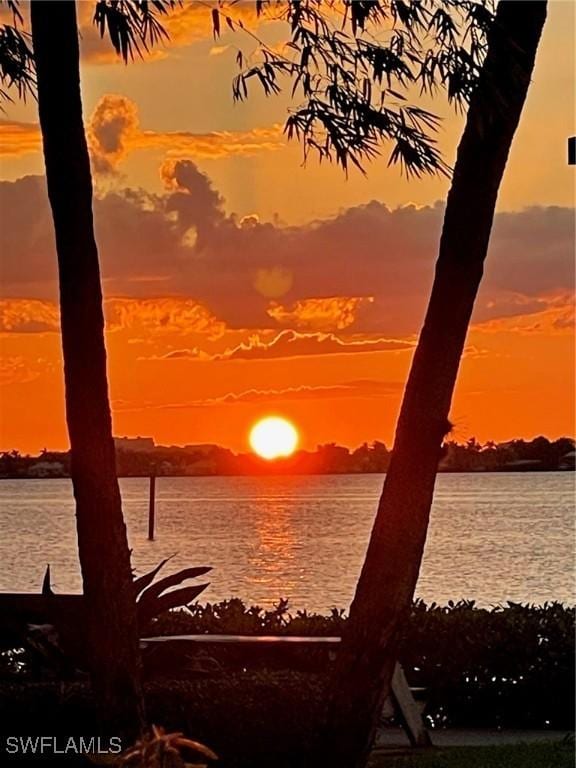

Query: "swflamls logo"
left=4, top=735, right=123, bottom=755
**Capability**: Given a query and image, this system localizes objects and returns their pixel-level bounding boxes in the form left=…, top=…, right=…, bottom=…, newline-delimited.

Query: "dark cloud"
left=160, top=159, right=225, bottom=246
left=0, top=177, right=59, bottom=291
left=0, top=170, right=573, bottom=336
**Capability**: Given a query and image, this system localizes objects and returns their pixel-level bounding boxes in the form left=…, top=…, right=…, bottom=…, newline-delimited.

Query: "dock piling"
left=148, top=475, right=156, bottom=540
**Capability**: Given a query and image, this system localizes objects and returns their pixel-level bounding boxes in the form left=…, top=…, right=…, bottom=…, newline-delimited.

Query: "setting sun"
left=249, top=417, right=299, bottom=460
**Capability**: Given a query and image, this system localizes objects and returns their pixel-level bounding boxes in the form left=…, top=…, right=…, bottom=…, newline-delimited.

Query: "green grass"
left=371, top=741, right=574, bottom=768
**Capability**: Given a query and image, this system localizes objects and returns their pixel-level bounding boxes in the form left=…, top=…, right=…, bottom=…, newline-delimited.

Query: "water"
left=0, top=473, right=573, bottom=611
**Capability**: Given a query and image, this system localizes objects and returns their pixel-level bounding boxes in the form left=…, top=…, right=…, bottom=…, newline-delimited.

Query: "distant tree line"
left=1, top=436, right=573, bottom=479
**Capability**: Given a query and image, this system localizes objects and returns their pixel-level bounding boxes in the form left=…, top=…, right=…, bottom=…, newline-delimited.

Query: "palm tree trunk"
left=30, top=0, right=144, bottom=737
left=324, top=2, right=547, bottom=765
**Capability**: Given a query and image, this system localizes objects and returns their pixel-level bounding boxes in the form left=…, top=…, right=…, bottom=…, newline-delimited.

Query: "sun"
left=249, top=417, right=299, bottom=460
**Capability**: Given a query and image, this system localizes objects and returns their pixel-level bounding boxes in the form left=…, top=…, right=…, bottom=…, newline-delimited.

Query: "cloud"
left=88, top=94, right=282, bottom=174
left=1, top=172, right=573, bottom=341
left=206, top=380, right=403, bottom=403
left=88, top=95, right=140, bottom=174
left=111, top=379, right=404, bottom=412
left=105, top=297, right=226, bottom=337
left=160, top=158, right=225, bottom=237
left=213, top=330, right=414, bottom=361
left=472, top=294, right=575, bottom=335
left=0, top=120, right=42, bottom=158
left=0, top=297, right=225, bottom=338
left=267, top=296, right=375, bottom=331
left=141, top=124, right=283, bottom=159
left=0, top=299, right=60, bottom=334
left=138, top=331, right=413, bottom=362
left=156, top=348, right=203, bottom=360
left=209, top=45, right=230, bottom=56
left=485, top=207, right=575, bottom=299
left=1, top=95, right=282, bottom=167
left=0, top=177, right=58, bottom=292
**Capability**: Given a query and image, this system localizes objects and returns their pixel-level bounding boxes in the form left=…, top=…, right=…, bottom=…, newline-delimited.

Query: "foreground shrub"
left=151, top=599, right=574, bottom=729
left=1, top=600, right=572, bottom=736
left=400, top=600, right=574, bottom=729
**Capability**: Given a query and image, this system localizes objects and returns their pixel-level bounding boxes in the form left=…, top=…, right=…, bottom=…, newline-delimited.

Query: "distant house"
left=114, top=436, right=155, bottom=452
left=28, top=461, right=65, bottom=478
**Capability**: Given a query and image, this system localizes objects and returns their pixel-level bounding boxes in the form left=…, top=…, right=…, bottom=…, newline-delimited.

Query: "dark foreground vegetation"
left=151, top=599, right=575, bottom=730
left=1, top=601, right=573, bottom=766
left=371, top=741, right=574, bottom=768
left=1, top=436, right=574, bottom=478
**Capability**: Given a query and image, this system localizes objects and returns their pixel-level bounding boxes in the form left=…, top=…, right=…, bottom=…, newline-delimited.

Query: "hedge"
left=150, top=598, right=575, bottom=729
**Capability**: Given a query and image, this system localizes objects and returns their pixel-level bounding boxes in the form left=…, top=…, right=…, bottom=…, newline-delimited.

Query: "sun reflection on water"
left=247, top=500, right=302, bottom=600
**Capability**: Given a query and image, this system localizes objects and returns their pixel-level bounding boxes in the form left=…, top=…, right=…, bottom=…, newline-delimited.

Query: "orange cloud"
left=0, top=299, right=60, bottom=334
left=88, top=94, right=282, bottom=173
left=112, top=380, right=404, bottom=412
left=213, top=329, right=414, bottom=361
left=0, top=96, right=282, bottom=165
left=137, top=329, right=414, bottom=362
left=88, top=95, right=140, bottom=173
left=141, top=123, right=283, bottom=159
left=0, top=120, right=41, bottom=158
left=267, top=296, right=375, bottom=331
left=104, top=297, right=226, bottom=338
left=0, top=297, right=226, bottom=338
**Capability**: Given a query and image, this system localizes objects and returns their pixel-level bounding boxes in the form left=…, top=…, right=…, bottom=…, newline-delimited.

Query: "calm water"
left=0, top=473, right=573, bottom=611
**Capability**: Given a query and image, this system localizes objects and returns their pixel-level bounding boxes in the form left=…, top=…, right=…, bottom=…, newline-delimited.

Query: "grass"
left=371, top=741, right=574, bottom=768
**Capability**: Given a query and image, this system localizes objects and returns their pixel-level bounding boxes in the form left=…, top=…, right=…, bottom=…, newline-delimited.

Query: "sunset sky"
left=0, top=1, right=574, bottom=454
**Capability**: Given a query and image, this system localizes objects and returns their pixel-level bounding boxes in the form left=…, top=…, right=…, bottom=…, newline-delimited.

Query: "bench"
left=141, top=634, right=432, bottom=748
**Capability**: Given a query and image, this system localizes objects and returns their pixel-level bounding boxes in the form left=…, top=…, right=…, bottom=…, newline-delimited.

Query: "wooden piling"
left=148, top=475, right=156, bottom=540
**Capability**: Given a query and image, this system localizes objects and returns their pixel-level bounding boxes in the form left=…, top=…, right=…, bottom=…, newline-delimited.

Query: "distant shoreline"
left=1, top=467, right=573, bottom=480
left=2, top=436, right=574, bottom=477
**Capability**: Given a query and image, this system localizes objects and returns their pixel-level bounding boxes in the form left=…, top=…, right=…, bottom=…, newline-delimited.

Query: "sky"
left=0, top=0, right=574, bottom=454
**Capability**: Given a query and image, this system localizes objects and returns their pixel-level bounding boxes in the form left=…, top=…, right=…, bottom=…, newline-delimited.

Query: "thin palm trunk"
left=325, top=2, right=547, bottom=765
left=30, top=0, right=144, bottom=737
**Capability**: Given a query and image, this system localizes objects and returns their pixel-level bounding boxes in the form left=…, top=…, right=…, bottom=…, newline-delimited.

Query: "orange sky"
left=0, top=1, right=574, bottom=454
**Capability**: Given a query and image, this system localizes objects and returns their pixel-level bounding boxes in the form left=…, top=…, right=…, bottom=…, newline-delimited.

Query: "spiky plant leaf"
left=132, top=555, right=175, bottom=598
left=138, top=584, right=209, bottom=627
left=138, top=566, right=212, bottom=604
